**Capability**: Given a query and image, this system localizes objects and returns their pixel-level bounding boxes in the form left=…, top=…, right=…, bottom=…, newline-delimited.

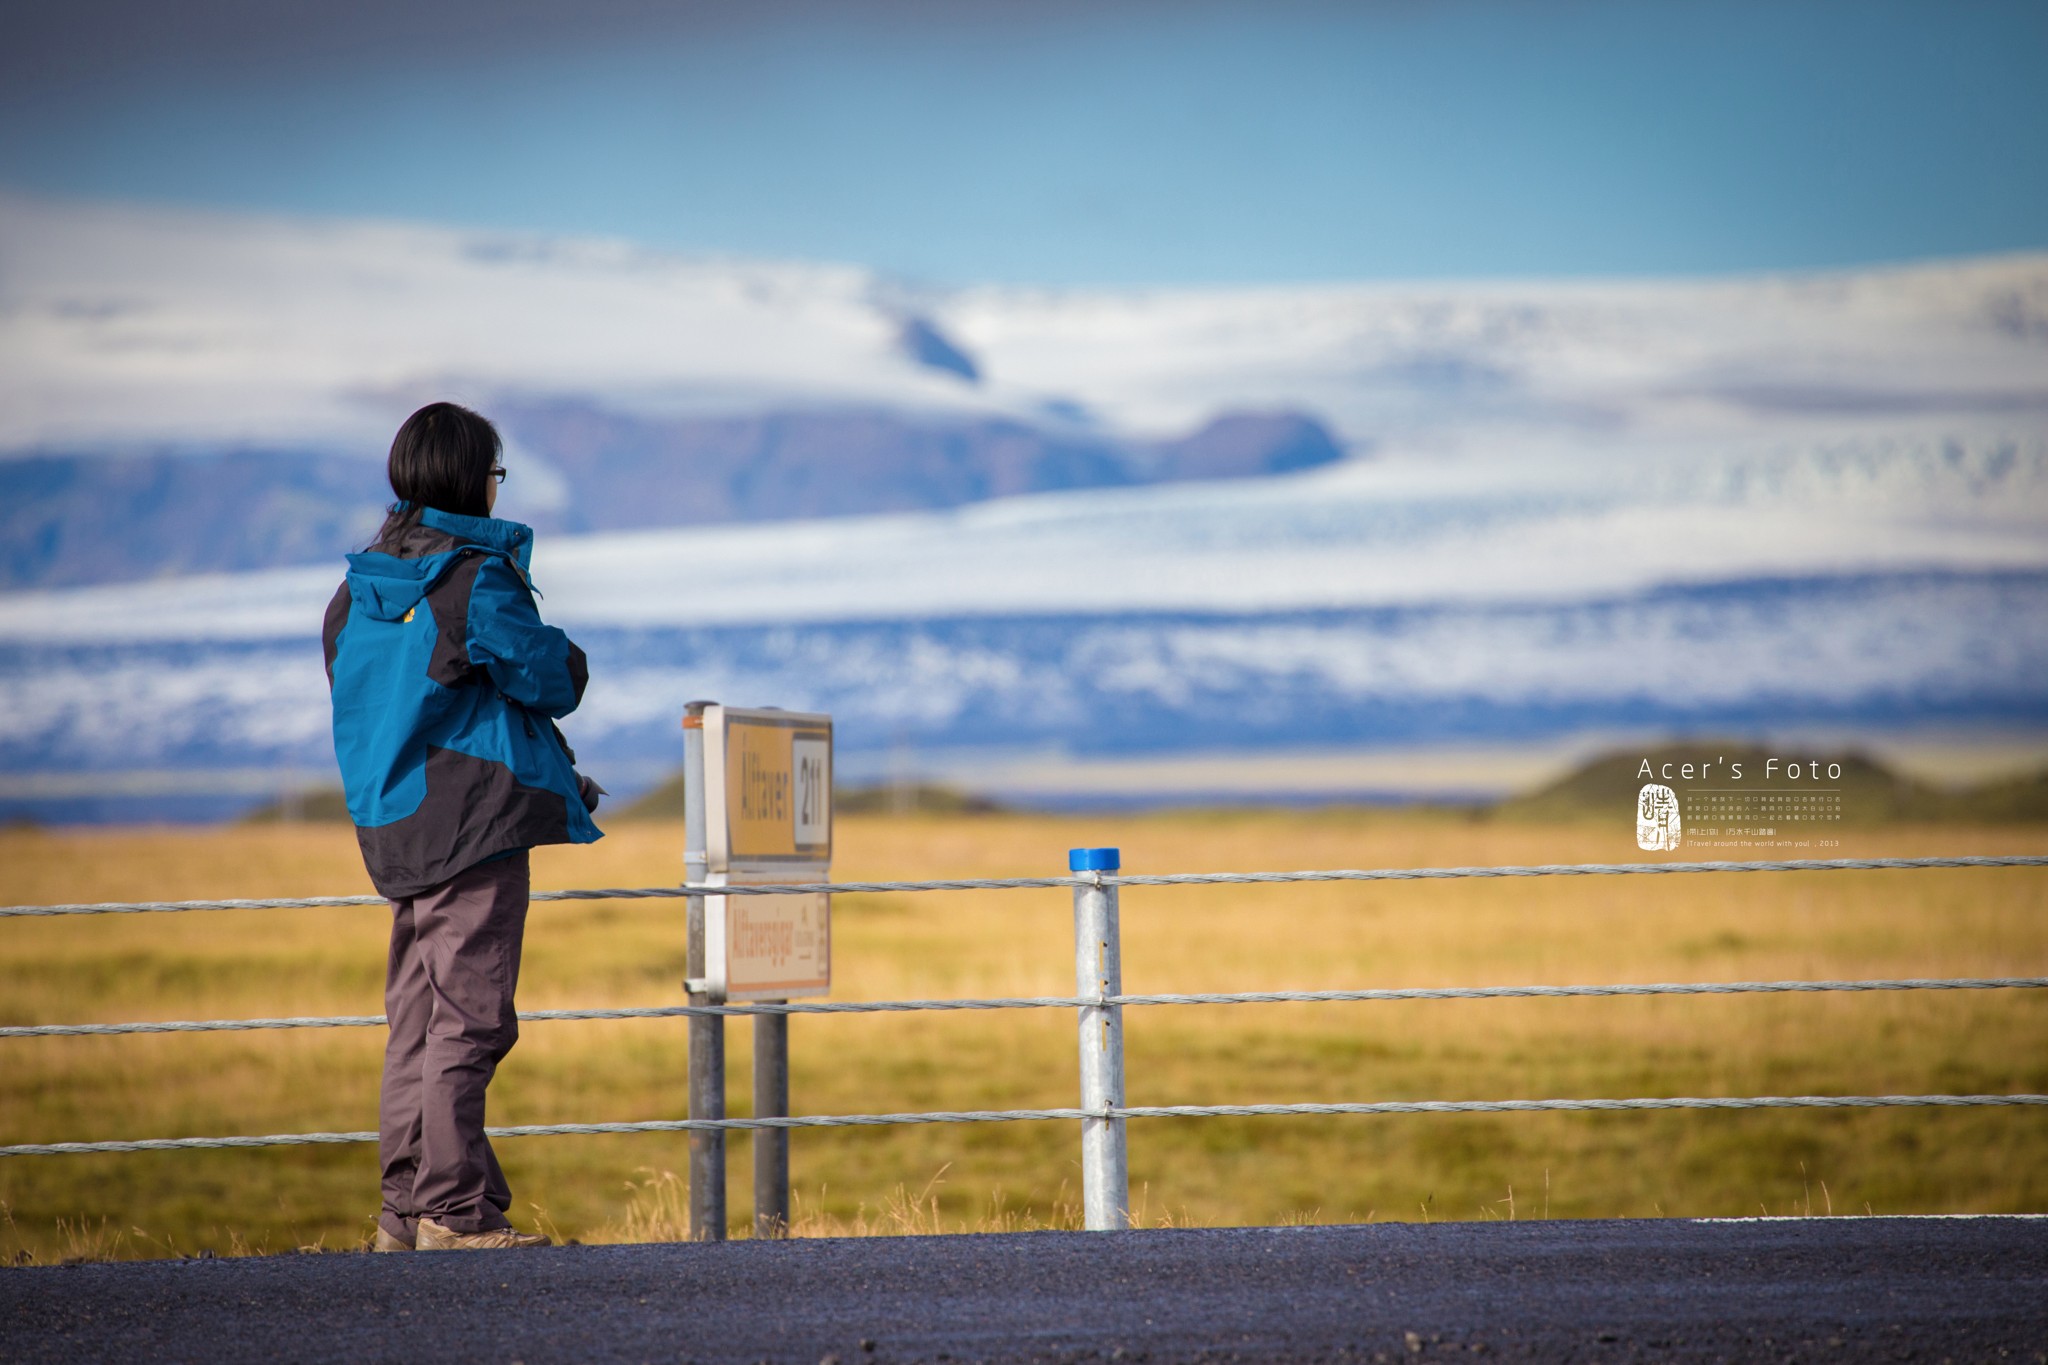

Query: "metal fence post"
left=682, top=700, right=726, bottom=1242
left=753, top=1007, right=790, bottom=1237
left=1070, top=846, right=1130, bottom=1231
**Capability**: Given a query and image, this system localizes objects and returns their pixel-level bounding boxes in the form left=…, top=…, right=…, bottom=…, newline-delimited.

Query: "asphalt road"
left=3, top=1217, right=2044, bottom=1364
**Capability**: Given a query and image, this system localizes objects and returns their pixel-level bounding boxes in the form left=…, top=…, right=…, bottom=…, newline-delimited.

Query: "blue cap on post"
left=1069, top=847, right=1121, bottom=872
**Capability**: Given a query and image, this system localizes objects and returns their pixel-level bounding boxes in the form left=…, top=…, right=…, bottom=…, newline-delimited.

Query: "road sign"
left=707, top=886, right=831, bottom=1000
left=696, top=705, right=833, bottom=1001
left=704, top=706, right=833, bottom=873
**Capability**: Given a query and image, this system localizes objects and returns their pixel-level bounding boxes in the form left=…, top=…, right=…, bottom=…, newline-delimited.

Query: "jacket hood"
left=343, top=509, right=537, bottom=622
left=344, top=550, right=454, bottom=621
left=419, top=507, right=535, bottom=571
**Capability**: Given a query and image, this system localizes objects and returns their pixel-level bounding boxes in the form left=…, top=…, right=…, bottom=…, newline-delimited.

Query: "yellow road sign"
left=705, top=706, right=832, bottom=872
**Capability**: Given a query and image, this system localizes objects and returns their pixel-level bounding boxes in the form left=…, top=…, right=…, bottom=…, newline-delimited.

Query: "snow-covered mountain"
left=8, top=192, right=2043, bottom=455
left=1, top=194, right=2044, bottom=818
left=0, top=194, right=1353, bottom=589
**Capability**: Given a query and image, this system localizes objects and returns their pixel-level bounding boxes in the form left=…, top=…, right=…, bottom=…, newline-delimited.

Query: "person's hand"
left=576, top=774, right=607, bottom=813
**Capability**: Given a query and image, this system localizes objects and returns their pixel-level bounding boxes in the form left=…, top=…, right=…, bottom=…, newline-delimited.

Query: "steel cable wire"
left=5, top=855, right=2045, bottom=918
left=6, top=1093, right=2046, bottom=1157
left=7, top=976, right=2048, bottom=1039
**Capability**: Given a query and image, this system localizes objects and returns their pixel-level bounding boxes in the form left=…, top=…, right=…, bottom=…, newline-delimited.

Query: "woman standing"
left=324, top=402, right=603, bottom=1252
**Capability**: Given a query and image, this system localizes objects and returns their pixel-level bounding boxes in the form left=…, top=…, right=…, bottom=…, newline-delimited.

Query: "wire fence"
left=4, top=854, right=2045, bottom=1188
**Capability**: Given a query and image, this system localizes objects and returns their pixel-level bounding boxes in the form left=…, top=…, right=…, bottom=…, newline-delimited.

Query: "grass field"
left=2, top=812, right=2045, bottom=1262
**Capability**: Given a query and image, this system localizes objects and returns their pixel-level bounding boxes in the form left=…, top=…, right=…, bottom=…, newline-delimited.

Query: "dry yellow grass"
left=1, top=811, right=2045, bottom=1262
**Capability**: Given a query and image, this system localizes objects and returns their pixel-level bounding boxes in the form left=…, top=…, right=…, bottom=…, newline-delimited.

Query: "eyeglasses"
left=490, top=466, right=507, bottom=484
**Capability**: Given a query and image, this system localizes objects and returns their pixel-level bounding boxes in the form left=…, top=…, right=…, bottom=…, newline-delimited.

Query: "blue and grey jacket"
left=323, top=508, right=602, bottom=899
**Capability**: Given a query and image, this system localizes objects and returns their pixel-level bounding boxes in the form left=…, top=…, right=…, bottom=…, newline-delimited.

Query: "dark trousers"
left=377, top=852, right=529, bottom=1241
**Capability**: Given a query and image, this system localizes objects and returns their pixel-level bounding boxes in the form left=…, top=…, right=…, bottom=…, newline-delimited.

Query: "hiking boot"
left=414, top=1217, right=550, bottom=1251
left=373, top=1224, right=414, bottom=1253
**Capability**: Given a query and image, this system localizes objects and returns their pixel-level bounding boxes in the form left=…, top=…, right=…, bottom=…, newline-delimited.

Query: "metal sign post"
left=680, top=701, right=724, bottom=1242
left=1070, top=846, right=1131, bottom=1231
left=684, top=703, right=832, bottom=1241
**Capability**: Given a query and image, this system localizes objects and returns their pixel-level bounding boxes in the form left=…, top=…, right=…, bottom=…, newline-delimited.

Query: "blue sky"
left=1, top=0, right=2043, bottom=285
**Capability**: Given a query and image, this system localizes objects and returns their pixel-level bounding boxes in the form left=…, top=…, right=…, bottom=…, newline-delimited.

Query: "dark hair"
left=374, top=402, right=502, bottom=545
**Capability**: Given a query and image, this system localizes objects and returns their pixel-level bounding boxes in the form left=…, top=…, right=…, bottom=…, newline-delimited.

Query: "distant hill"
left=1497, top=742, right=2048, bottom=823
left=1957, top=767, right=2048, bottom=822
left=0, top=449, right=390, bottom=589
left=491, top=402, right=1344, bottom=535
left=238, top=786, right=353, bottom=823
left=0, top=406, right=1343, bottom=590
